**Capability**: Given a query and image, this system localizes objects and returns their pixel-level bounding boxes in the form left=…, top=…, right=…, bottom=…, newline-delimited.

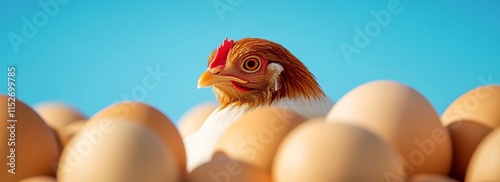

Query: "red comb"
left=209, top=38, right=235, bottom=69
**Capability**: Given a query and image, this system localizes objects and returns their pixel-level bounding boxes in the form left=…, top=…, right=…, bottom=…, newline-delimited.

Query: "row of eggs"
left=0, top=80, right=499, bottom=182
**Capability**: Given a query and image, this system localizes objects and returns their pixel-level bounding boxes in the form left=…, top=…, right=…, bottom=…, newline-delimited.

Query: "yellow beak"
left=197, top=70, right=248, bottom=88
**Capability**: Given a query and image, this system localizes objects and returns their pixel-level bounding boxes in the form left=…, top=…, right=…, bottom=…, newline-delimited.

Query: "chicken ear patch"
left=209, top=38, right=235, bottom=69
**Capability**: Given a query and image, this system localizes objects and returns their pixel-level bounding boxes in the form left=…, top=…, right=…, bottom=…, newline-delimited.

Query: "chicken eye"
left=241, top=56, right=261, bottom=73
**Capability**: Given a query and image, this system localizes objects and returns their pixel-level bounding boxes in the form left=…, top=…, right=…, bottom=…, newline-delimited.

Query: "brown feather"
left=207, top=38, right=325, bottom=109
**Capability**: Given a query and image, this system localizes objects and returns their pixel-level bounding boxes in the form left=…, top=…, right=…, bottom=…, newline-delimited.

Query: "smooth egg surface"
left=273, top=120, right=405, bottom=182
left=466, top=128, right=500, bottom=182
left=87, top=101, right=186, bottom=177
left=187, top=153, right=271, bottom=182
left=215, top=107, right=305, bottom=173
left=327, top=80, right=452, bottom=175
left=58, top=120, right=179, bottom=182
left=34, top=102, right=86, bottom=131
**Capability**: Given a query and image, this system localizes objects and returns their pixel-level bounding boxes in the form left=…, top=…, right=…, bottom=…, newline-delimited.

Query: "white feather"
left=184, top=95, right=334, bottom=171
left=268, top=63, right=284, bottom=91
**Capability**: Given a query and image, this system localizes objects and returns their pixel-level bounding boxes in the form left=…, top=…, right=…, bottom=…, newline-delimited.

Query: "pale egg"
left=215, top=107, right=305, bottom=173
left=58, top=119, right=179, bottom=182
left=466, top=128, right=500, bottom=182
left=87, top=101, right=186, bottom=177
left=327, top=80, right=452, bottom=176
left=273, top=120, right=405, bottom=182
left=187, top=152, right=271, bottom=182
left=34, top=102, right=86, bottom=131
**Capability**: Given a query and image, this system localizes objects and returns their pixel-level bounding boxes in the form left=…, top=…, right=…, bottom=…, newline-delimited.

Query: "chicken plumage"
left=184, top=38, right=334, bottom=170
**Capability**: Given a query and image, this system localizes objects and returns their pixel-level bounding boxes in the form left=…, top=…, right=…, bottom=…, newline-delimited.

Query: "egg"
left=0, top=95, right=61, bottom=182
left=465, top=128, right=500, bottom=182
left=215, top=107, right=305, bottom=173
left=57, top=120, right=87, bottom=148
left=327, top=80, right=452, bottom=175
left=18, top=176, right=57, bottom=182
left=441, top=85, right=500, bottom=181
left=34, top=102, right=86, bottom=131
left=273, top=120, right=405, bottom=182
left=87, top=101, right=186, bottom=177
left=187, top=152, right=271, bottom=182
left=178, top=102, right=218, bottom=138
left=407, top=174, right=458, bottom=182
left=58, top=119, right=179, bottom=182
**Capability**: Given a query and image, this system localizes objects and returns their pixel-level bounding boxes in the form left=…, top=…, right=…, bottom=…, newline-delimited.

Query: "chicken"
left=184, top=37, right=334, bottom=170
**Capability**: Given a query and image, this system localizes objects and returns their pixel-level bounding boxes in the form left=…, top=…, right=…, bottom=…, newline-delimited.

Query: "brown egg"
left=273, top=120, right=405, bottom=182
left=58, top=120, right=179, bottom=182
left=441, top=85, right=500, bottom=181
left=18, top=176, right=57, bottom=182
left=87, top=101, right=186, bottom=177
left=57, top=120, right=87, bottom=148
left=407, top=174, right=459, bottom=182
left=34, top=102, right=86, bottom=131
left=178, top=102, right=218, bottom=138
left=215, top=107, right=305, bottom=173
left=327, top=80, right=452, bottom=176
left=0, top=95, right=61, bottom=182
left=465, top=128, right=500, bottom=182
left=187, top=152, right=271, bottom=182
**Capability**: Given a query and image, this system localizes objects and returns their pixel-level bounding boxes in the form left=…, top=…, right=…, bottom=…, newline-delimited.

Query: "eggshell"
left=0, top=95, right=61, bottom=182
left=273, top=120, right=406, bottom=182
left=407, top=174, right=458, bottom=182
left=18, top=176, right=57, bottom=182
left=87, top=101, right=186, bottom=177
left=327, top=80, right=452, bottom=175
left=465, top=128, right=500, bottom=182
left=215, top=107, right=305, bottom=173
left=178, top=102, right=218, bottom=138
left=187, top=152, right=271, bottom=182
left=57, top=120, right=87, bottom=148
left=58, top=120, right=179, bottom=182
left=441, top=85, right=500, bottom=181
left=34, top=102, right=86, bottom=131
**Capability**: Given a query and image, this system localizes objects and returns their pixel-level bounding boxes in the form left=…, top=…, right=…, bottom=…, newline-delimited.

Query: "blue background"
left=1, top=0, right=499, bottom=124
